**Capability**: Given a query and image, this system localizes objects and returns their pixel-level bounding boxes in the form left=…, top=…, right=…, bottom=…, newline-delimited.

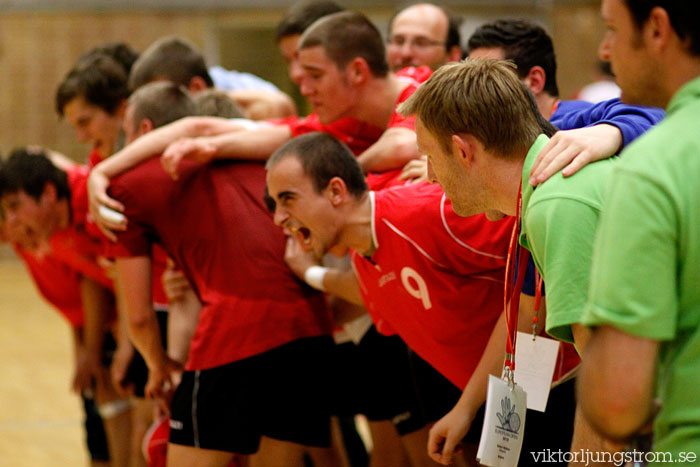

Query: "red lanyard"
left=503, top=183, right=530, bottom=372
left=532, top=270, right=543, bottom=336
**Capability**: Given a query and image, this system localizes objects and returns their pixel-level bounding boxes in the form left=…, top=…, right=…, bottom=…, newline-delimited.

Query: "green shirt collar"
left=667, top=75, right=700, bottom=115
left=519, top=134, right=551, bottom=246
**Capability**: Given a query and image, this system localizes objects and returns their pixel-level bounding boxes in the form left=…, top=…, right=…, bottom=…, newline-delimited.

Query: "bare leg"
left=306, top=416, right=351, bottom=467
left=95, top=368, right=132, bottom=467
left=129, top=397, right=157, bottom=467
left=167, top=443, right=239, bottom=467
left=166, top=290, right=201, bottom=364
left=368, top=420, right=410, bottom=467
left=248, top=437, right=306, bottom=467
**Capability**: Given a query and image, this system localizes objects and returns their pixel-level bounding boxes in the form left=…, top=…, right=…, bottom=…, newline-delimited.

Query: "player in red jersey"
left=106, top=81, right=334, bottom=467
left=0, top=149, right=138, bottom=466
left=0, top=211, right=117, bottom=466
left=265, top=132, right=517, bottom=466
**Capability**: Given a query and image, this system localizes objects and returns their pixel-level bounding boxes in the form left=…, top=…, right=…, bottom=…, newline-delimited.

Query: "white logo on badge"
left=400, top=267, right=432, bottom=310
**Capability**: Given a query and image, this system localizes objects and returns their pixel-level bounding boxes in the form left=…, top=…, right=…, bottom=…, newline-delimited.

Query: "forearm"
left=356, top=128, right=420, bottom=173
left=578, top=326, right=658, bottom=442
left=112, top=273, right=134, bottom=353
left=71, top=326, right=83, bottom=362
left=229, top=89, right=297, bottom=120
left=208, top=124, right=293, bottom=161
left=453, top=309, right=508, bottom=415
left=116, top=257, right=167, bottom=370
left=322, top=268, right=364, bottom=306
left=95, top=116, right=237, bottom=178
left=79, top=277, right=111, bottom=358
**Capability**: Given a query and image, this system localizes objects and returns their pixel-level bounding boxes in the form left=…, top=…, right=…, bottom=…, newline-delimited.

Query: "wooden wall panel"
left=551, top=3, right=607, bottom=99
left=0, top=3, right=602, bottom=161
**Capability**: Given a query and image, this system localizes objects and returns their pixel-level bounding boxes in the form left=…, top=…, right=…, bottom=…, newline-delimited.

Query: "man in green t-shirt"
left=399, top=58, right=621, bottom=463
left=578, top=0, right=700, bottom=462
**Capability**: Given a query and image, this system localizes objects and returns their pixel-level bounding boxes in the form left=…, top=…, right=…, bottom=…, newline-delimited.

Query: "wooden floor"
left=0, top=245, right=88, bottom=466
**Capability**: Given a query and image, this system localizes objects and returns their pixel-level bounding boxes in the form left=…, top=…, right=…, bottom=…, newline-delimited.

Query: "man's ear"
left=523, top=65, right=547, bottom=96
left=139, top=118, right=154, bottom=135
left=346, top=57, right=370, bottom=86
left=448, top=45, right=463, bottom=63
left=189, top=76, right=208, bottom=93
left=451, top=134, right=476, bottom=168
left=40, top=182, right=58, bottom=204
left=326, top=177, right=348, bottom=206
left=644, top=6, right=673, bottom=54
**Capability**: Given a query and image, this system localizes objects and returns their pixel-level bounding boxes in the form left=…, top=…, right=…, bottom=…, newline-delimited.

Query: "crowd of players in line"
left=1, top=1, right=698, bottom=466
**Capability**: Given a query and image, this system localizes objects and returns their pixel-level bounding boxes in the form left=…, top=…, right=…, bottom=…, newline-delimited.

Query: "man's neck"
left=660, top=57, right=700, bottom=108
left=353, top=74, right=406, bottom=129
left=56, top=198, right=71, bottom=231
left=536, top=92, right=559, bottom=121
left=487, top=156, right=527, bottom=217
left=338, top=192, right=374, bottom=256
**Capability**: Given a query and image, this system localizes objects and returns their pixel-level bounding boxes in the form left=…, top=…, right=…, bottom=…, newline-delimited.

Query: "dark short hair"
left=0, top=148, right=70, bottom=201
left=467, top=19, right=559, bottom=97
left=623, top=0, right=700, bottom=56
left=128, top=81, right=196, bottom=131
left=128, top=36, right=214, bottom=92
left=267, top=132, right=368, bottom=197
left=55, top=54, right=130, bottom=116
left=388, top=3, right=463, bottom=52
left=78, top=42, right=139, bottom=75
left=299, top=11, right=389, bottom=78
left=275, top=0, right=345, bottom=42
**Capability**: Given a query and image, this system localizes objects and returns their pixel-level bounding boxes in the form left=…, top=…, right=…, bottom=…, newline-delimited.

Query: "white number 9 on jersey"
left=401, top=267, right=432, bottom=310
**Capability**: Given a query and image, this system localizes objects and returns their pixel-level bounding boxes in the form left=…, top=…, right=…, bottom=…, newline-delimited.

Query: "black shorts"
left=102, top=311, right=168, bottom=398
left=330, top=326, right=416, bottom=424
left=169, top=335, right=334, bottom=454
left=395, top=349, right=484, bottom=438
left=519, top=377, right=576, bottom=466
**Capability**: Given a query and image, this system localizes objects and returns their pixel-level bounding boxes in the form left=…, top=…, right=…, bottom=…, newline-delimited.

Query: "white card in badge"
left=476, top=374, right=527, bottom=467
left=514, top=331, right=560, bottom=412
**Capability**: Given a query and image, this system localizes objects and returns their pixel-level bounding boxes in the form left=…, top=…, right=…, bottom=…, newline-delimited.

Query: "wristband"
left=304, top=266, right=328, bottom=291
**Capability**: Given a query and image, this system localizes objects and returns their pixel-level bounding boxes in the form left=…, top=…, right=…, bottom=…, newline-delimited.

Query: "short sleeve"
left=104, top=181, right=154, bottom=259
left=582, top=169, right=678, bottom=340
left=524, top=198, right=599, bottom=344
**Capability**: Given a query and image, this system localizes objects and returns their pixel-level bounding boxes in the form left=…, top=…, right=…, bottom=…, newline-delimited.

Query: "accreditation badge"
left=514, top=331, right=560, bottom=412
left=476, top=374, right=527, bottom=467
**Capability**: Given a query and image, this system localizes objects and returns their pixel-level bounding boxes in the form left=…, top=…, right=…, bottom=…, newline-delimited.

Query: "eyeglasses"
left=387, top=35, right=446, bottom=50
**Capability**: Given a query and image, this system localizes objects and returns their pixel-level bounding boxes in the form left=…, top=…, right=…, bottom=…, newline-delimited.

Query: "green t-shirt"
left=519, top=134, right=617, bottom=344
left=583, top=76, right=700, bottom=460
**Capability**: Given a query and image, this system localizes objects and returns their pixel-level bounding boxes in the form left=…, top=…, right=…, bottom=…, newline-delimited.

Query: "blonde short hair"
left=398, top=58, right=547, bottom=158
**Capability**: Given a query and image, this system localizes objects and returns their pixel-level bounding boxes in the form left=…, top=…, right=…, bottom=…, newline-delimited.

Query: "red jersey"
left=351, top=182, right=513, bottom=388
left=280, top=114, right=384, bottom=156
left=49, top=166, right=113, bottom=289
left=86, top=155, right=170, bottom=307
left=365, top=67, right=431, bottom=192
left=107, top=158, right=332, bottom=371
left=387, top=66, right=431, bottom=131
left=14, top=244, right=85, bottom=328
left=87, top=148, right=103, bottom=169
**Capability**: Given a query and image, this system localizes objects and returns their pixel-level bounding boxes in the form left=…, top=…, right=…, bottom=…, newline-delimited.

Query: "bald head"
left=386, top=3, right=462, bottom=72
